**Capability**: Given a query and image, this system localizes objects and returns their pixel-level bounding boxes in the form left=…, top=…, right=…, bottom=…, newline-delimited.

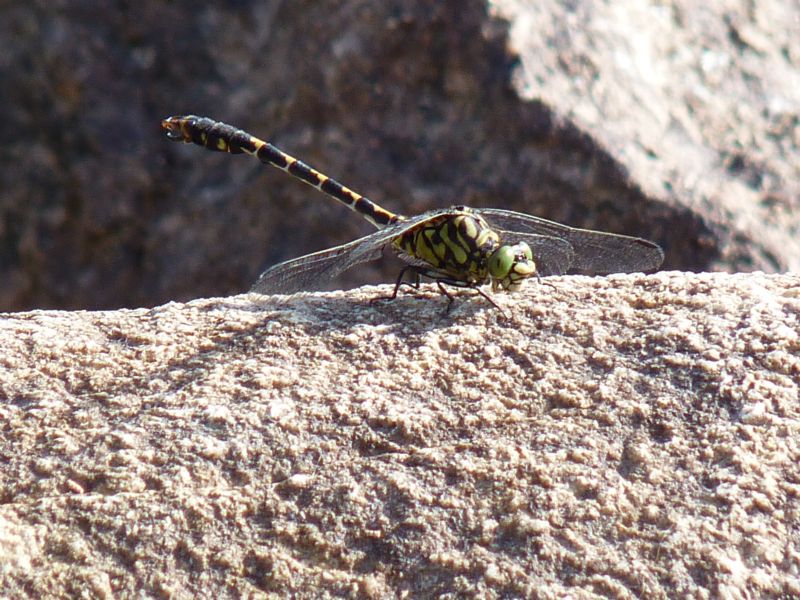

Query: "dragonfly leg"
left=471, top=286, right=505, bottom=313
left=434, top=280, right=506, bottom=316
left=536, top=271, right=559, bottom=292
left=436, top=281, right=457, bottom=313
left=369, top=266, right=423, bottom=305
left=390, top=266, right=422, bottom=298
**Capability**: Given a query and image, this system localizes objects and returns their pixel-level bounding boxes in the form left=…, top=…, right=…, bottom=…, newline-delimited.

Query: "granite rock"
left=1, top=271, right=798, bottom=597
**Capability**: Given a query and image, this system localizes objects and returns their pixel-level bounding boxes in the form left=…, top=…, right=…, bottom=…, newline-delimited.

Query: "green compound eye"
left=489, top=242, right=536, bottom=291
left=488, top=245, right=516, bottom=279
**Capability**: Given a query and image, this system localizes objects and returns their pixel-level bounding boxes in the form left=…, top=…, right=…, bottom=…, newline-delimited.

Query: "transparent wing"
left=250, top=212, right=445, bottom=294
left=251, top=238, right=384, bottom=295
left=477, top=208, right=664, bottom=274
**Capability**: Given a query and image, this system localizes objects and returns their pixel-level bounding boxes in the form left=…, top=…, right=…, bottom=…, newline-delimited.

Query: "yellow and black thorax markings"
left=393, top=209, right=501, bottom=282
left=162, top=116, right=399, bottom=229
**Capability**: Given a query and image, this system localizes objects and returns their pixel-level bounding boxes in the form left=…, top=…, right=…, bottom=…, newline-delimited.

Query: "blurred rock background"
left=1, top=0, right=798, bottom=311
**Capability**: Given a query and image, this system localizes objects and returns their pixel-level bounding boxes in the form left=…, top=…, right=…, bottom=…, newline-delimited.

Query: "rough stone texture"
left=493, top=0, right=800, bottom=274
left=1, top=1, right=798, bottom=311
left=1, top=272, right=799, bottom=598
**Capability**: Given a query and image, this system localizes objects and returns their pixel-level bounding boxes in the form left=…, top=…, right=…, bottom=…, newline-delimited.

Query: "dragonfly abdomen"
left=162, top=115, right=399, bottom=229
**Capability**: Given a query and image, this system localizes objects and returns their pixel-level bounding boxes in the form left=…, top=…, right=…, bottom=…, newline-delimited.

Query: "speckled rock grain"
left=1, top=272, right=799, bottom=598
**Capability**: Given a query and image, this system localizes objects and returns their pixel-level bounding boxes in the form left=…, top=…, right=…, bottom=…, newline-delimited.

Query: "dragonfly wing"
left=251, top=239, right=384, bottom=294
left=250, top=213, right=436, bottom=294
left=477, top=208, right=664, bottom=274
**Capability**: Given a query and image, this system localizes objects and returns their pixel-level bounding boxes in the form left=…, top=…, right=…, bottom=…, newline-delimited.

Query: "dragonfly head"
left=488, top=242, right=537, bottom=292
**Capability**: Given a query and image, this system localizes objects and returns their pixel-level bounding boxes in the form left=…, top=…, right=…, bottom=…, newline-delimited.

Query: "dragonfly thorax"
left=392, top=208, right=536, bottom=290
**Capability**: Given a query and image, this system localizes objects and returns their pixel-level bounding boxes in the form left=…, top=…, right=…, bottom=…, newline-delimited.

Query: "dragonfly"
left=161, top=115, right=664, bottom=310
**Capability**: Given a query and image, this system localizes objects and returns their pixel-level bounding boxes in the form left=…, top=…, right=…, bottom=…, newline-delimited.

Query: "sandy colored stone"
left=1, top=271, right=798, bottom=598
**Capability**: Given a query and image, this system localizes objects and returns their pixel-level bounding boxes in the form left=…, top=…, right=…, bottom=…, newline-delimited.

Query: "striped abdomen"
left=162, top=115, right=400, bottom=229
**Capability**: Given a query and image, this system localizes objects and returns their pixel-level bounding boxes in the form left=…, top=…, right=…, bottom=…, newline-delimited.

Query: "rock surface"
left=494, top=0, right=800, bottom=272
left=1, top=271, right=798, bottom=598
left=1, top=1, right=798, bottom=311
